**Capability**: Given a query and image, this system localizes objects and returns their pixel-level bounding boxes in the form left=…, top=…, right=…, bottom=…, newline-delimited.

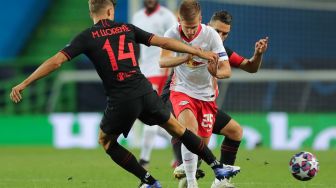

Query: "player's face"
left=180, top=16, right=201, bottom=39
left=209, top=20, right=231, bottom=41
left=144, top=0, right=158, bottom=9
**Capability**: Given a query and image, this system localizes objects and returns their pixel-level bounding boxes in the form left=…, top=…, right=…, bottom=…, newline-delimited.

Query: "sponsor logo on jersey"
left=179, top=101, right=189, bottom=106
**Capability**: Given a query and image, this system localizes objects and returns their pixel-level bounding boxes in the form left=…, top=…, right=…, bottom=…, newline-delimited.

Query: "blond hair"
left=88, top=0, right=116, bottom=14
left=178, top=0, right=201, bottom=21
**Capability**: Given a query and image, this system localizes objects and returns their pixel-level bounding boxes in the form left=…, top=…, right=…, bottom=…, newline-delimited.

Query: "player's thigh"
left=169, top=91, right=198, bottom=133
left=212, top=110, right=232, bottom=134
left=100, top=98, right=142, bottom=137
left=220, top=119, right=243, bottom=140
left=197, top=101, right=217, bottom=138
left=178, top=108, right=199, bottom=134
left=139, top=91, right=171, bottom=126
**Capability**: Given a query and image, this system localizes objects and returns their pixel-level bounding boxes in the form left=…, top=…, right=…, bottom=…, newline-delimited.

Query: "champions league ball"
left=289, top=151, right=319, bottom=181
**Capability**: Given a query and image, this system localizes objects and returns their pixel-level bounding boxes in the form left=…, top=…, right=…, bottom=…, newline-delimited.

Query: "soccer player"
left=159, top=1, right=241, bottom=187
left=9, top=1, right=240, bottom=188
left=161, top=10, right=268, bottom=188
left=132, top=0, right=177, bottom=168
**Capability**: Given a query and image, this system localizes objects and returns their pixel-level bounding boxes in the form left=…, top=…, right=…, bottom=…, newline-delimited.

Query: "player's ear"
left=107, top=8, right=111, bottom=17
left=200, top=15, right=202, bottom=23
left=177, top=17, right=181, bottom=24
left=107, top=7, right=114, bottom=19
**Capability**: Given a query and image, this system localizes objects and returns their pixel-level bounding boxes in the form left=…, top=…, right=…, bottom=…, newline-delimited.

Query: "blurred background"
left=1, top=0, right=336, bottom=150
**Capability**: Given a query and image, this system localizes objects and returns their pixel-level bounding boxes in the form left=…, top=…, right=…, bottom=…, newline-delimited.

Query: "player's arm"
left=159, top=49, right=192, bottom=68
left=10, top=52, right=68, bottom=103
left=150, top=35, right=218, bottom=63
left=209, top=28, right=231, bottom=79
left=10, top=31, right=86, bottom=104
left=133, top=24, right=217, bottom=62
left=239, top=37, right=268, bottom=73
left=215, top=60, right=231, bottom=79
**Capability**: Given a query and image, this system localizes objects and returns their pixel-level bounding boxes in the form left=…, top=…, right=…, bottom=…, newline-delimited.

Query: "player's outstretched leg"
left=99, top=130, right=162, bottom=187
left=160, top=115, right=241, bottom=181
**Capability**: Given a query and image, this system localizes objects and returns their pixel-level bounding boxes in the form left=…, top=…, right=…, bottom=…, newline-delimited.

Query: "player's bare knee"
left=98, top=130, right=111, bottom=150
left=226, top=124, right=243, bottom=141
left=235, top=124, right=243, bottom=140
left=160, top=116, right=185, bottom=138
left=188, top=127, right=198, bottom=135
left=99, top=137, right=110, bottom=151
left=221, top=120, right=243, bottom=141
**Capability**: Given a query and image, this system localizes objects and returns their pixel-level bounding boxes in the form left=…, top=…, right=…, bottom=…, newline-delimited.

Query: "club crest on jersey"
left=179, top=101, right=189, bottom=106
left=185, top=60, right=205, bottom=68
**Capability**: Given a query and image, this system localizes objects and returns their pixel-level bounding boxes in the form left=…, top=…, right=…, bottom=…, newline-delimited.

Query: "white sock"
left=140, top=125, right=159, bottom=161
left=181, top=144, right=197, bottom=186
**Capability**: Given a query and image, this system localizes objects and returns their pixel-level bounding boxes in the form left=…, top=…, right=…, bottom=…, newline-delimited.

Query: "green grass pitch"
left=0, top=147, right=335, bottom=188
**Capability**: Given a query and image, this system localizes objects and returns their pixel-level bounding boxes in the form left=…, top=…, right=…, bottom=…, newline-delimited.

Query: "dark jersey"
left=61, top=19, right=155, bottom=104
left=161, top=46, right=245, bottom=97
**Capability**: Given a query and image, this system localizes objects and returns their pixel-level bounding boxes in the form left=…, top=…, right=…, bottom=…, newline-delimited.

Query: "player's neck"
left=180, top=24, right=202, bottom=40
left=93, top=16, right=114, bottom=24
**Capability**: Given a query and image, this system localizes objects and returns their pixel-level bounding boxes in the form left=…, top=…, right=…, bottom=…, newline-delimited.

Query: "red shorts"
left=147, top=76, right=168, bottom=95
left=170, top=91, right=217, bottom=138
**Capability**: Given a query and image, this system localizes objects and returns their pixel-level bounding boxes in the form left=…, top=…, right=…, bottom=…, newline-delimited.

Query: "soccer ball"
left=289, top=151, right=319, bottom=181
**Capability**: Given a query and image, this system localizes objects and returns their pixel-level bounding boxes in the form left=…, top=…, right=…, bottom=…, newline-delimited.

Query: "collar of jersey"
left=97, top=19, right=114, bottom=27
left=178, top=24, right=202, bottom=43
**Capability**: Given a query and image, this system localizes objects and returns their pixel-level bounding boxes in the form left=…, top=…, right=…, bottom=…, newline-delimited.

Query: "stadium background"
left=1, top=0, right=336, bottom=150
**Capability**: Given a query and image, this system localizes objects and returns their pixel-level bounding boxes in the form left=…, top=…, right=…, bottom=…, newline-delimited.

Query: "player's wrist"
left=194, top=48, right=202, bottom=57
left=185, top=54, right=193, bottom=61
left=21, top=80, right=30, bottom=89
left=254, top=49, right=263, bottom=56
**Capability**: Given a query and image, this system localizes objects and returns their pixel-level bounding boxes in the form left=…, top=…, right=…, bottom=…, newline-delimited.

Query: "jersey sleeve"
left=209, top=28, right=229, bottom=62
left=225, top=46, right=245, bottom=67
left=163, top=26, right=176, bottom=38
left=60, top=31, right=87, bottom=61
left=132, top=24, right=154, bottom=47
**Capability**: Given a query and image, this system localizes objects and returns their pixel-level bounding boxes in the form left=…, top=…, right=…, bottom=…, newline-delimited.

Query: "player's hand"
left=255, top=37, right=269, bottom=54
left=10, top=83, right=26, bottom=103
left=207, top=60, right=218, bottom=77
left=196, top=49, right=219, bottom=63
left=186, top=54, right=194, bottom=61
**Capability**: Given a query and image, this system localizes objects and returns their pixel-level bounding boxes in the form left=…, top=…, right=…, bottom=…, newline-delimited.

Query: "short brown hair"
left=210, top=11, right=233, bottom=25
left=178, top=0, right=201, bottom=21
left=88, top=0, right=116, bottom=14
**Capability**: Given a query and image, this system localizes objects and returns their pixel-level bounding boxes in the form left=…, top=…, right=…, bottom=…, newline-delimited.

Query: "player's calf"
left=219, top=120, right=243, bottom=165
left=99, top=129, right=158, bottom=185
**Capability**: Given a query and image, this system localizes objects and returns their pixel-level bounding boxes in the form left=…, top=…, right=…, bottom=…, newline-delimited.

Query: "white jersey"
left=132, top=5, right=177, bottom=77
left=164, top=24, right=229, bottom=101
